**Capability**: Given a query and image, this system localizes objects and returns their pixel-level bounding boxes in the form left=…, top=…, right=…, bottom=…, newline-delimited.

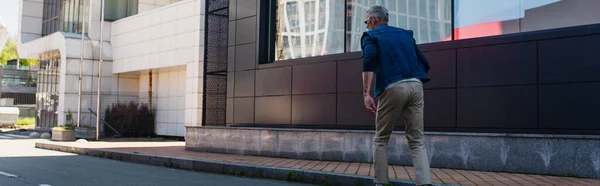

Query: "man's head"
left=365, top=5, right=389, bottom=30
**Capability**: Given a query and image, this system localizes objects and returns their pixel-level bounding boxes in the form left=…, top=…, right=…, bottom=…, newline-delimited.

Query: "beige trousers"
left=373, top=81, right=432, bottom=185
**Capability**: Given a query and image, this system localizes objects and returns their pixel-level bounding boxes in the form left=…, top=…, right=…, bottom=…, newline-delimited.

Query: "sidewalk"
left=35, top=140, right=600, bottom=186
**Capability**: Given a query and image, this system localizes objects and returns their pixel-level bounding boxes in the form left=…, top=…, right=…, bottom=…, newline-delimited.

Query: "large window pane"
left=346, top=0, right=451, bottom=52
left=275, top=0, right=344, bottom=60
left=454, top=0, right=600, bottom=40
left=104, top=0, right=138, bottom=21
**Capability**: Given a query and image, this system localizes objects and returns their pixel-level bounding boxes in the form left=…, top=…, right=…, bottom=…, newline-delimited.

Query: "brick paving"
left=40, top=140, right=600, bottom=186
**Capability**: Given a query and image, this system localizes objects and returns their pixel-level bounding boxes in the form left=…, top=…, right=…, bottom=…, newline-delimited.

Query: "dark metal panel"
left=292, top=62, right=337, bottom=94
left=424, top=89, right=456, bottom=128
left=228, top=21, right=236, bottom=47
left=235, top=43, right=256, bottom=71
left=457, top=42, right=537, bottom=87
left=292, top=94, right=336, bottom=125
left=255, top=66, right=292, bottom=96
left=227, top=73, right=234, bottom=98
left=234, top=70, right=255, bottom=97
left=226, top=98, right=233, bottom=124
left=233, top=97, right=254, bottom=124
left=227, top=46, right=235, bottom=72
left=337, top=59, right=362, bottom=93
left=539, top=35, right=600, bottom=83
left=539, top=82, right=600, bottom=130
left=229, top=0, right=236, bottom=21
left=255, top=96, right=291, bottom=124
left=236, top=0, right=257, bottom=19
left=337, top=93, right=375, bottom=126
left=235, top=17, right=257, bottom=45
left=457, top=86, right=537, bottom=129
left=423, top=50, right=457, bottom=89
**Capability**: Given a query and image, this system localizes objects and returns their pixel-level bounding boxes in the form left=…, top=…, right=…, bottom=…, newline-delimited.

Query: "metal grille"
left=202, top=0, right=229, bottom=126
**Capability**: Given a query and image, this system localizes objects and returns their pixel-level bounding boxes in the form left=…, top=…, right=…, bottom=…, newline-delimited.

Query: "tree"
left=0, top=39, right=18, bottom=66
left=0, top=39, right=38, bottom=67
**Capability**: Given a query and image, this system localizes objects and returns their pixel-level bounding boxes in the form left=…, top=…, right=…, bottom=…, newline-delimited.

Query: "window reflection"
left=346, top=0, right=452, bottom=52
left=454, top=0, right=600, bottom=40
left=275, top=0, right=345, bottom=60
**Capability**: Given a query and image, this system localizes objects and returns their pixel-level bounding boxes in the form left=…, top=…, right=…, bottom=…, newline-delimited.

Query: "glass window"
left=104, top=0, right=138, bottom=21
left=454, top=0, right=600, bottom=40
left=346, top=0, right=451, bottom=52
left=274, top=0, right=344, bottom=60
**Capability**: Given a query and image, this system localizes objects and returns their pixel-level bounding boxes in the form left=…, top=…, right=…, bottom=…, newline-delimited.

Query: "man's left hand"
left=363, top=95, right=376, bottom=114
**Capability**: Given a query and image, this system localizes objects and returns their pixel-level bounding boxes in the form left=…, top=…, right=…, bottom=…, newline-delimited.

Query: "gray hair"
left=366, top=5, right=389, bottom=22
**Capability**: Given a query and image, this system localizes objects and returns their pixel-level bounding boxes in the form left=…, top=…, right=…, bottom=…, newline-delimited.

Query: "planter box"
left=52, top=129, right=76, bottom=141
left=76, top=127, right=96, bottom=140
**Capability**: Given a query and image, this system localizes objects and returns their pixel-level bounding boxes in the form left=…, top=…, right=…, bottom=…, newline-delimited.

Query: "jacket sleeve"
left=361, top=33, right=376, bottom=72
left=414, top=39, right=430, bottom=73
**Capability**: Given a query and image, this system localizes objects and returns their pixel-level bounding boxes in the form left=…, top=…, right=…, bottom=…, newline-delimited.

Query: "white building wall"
left=139, top=0, right=185, bottom=13
left=139, top=67, right=186, bottom=136
left=18, top=0, right=44, bottom=43
left=112, top=0, right=205, bottom=136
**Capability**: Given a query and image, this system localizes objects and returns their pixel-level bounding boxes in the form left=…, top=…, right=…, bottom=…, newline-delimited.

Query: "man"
left=361, top=5, right=432, bottom=186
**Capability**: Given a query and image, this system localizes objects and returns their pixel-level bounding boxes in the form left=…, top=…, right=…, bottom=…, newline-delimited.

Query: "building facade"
left=18, top=0, right=205, bottom=136
left=219, top=0, right=600, bottom=134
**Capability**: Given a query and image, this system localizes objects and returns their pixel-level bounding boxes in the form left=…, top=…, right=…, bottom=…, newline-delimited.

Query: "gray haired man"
left=361, top=5, right=433, bottom=186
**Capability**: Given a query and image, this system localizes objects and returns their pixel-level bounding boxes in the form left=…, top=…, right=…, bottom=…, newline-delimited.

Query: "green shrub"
left=16, top=117, right=35, bottom=126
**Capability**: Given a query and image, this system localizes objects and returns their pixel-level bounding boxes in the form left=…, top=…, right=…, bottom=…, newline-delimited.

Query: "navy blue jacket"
left=361, top=24, right=431, bottom=97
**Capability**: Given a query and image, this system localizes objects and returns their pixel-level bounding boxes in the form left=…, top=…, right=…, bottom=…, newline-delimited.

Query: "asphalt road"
left=0, top=134, right=313, bottom=186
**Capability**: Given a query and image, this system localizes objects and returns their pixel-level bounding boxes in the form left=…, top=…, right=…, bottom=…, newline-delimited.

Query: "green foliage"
left=0, top=40, right=18, bottom=66
left=286, top=170, right=300, bottom=182
left=16, top=117, right=35, bottom=126
left=565, top=171, right=575, bottom=177
left=0, top=39, right=39, bottom=67
left=19, top=58, right=38, bottom=67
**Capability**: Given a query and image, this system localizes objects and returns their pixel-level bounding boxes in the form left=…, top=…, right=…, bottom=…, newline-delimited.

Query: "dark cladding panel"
left=236, top=0, right=257, bottom=19
left=457, top=86, right=537, bottom=129
left=234, top=70, right=255, bottom=97
left=235, top=43, right=256, bottom=71
left=424, top=89, right=456, bottom=128
left=236, top=17, right=257, bottom=45
left=423, top=50, right=457, bottom=89
left=255, top=96, right=291, bottom=124
left=539, top=35, right=600, bottom=83
left=457, top=42, right=537, bottom=87
left=233, top=97, right=254, bottom=124
left=292, top=94, right=336, bottom=125
left=539, top=82, right=600, bottom=129
left=255, top=67, right=292, bottom=96
left=337, top=93, right=375, bottom=126
left=292, top=62, right=337, bottom=94
left=337, top=59, right=363, bottom=93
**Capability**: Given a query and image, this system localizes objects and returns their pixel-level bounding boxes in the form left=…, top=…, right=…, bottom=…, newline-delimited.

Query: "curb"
left=35, top=142, right=459, bottom=186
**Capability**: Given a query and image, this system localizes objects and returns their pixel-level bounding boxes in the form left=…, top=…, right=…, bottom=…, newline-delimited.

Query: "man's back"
left=361, top=24, right=430, bottom=97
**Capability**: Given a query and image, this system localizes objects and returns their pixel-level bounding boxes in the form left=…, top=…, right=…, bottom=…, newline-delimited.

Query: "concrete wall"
left=18, top=0, right=43, bottom=43
left=186, top=127, right=600, bottom=179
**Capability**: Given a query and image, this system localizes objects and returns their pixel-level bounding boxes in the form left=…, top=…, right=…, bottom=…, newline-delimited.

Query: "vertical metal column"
left=202, top=0, right=229, bottom=126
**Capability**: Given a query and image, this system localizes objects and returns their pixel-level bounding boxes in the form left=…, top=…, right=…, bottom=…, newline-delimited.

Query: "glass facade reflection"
left=454, top=0, right=600, bottom=39
left=270, top=0, right=600, bottom=62
left=104, top=0, right=139, bottom=21
left=347, top=0, right=452, bottom=52
left=275, top=0, right=345, bottom=60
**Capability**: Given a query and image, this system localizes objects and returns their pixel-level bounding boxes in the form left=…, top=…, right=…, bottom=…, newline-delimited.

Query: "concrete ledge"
left=186, top=127, right=600, bottom=179
left=34, top=142, right=456, bottom=186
